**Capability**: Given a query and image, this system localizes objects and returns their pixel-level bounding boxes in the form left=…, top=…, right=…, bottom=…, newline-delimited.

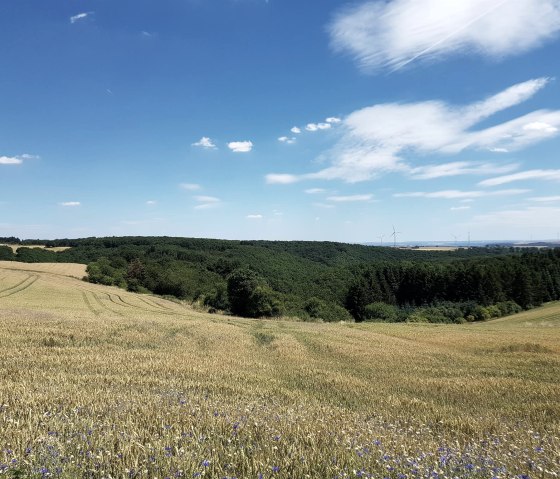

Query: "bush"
left=227, top=269, right=282, bottom=318
left=304, top=297, right=353, bottom=322
left=364, top=302, right=398, bottom=322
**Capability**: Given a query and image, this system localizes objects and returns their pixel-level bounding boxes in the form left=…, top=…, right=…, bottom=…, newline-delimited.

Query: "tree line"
left=1, top=237, right=559, bottom=322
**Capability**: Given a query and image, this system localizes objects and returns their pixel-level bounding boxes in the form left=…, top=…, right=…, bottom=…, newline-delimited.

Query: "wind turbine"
left=391, top=226, right=402, bottom=248
left=378, top=234, right=385, bottom=246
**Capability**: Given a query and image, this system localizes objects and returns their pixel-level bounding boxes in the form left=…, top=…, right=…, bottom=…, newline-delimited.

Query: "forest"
left=2, top=236, right=559, bottom=323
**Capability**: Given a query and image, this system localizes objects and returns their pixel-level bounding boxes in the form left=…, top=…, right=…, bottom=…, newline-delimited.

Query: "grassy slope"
left=0, top=262, right=558, bottom=478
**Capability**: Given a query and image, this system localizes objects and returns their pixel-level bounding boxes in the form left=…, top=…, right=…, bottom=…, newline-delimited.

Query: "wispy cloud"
left=473, top=206, right=560, bottom=228
left=394, top=189, right=529, bottom=199
left=70, top=12, right=93, bottom=24
left=194, top=195, right=220, bottom=203
left=266, top=174, right=300, bottom=185
left=291, top=127, right=302, bottom=134
left=529, top=196, right=560, bottom=202
left=529, top=196, right=560, bottom=203
left=409, top=161, right=518, bottom=180
left=305, top=188, right=326, bottom=194
left=193, top=195, right=221, bottom=210
left=327, top=194, right=373, bottom=202
left=266, top=79, right=559, bottom=184
left=180, top=183, right=202, bottom=191
left=278, top=136, right=296, bottom=144
left=450, top=206, right=471, bottom=211
left=59, top=201, right=81, bottom=207
left=246, top=214, right=263, bottom=219
left=330, top=0, right=560, bottom=72
left=146, top=200, right=157, bottom=205
left=228, top=141, right=253, bottom=153
left=479, top=169, right=560, bottom=187
left=192, top=137, right=217, bottom=149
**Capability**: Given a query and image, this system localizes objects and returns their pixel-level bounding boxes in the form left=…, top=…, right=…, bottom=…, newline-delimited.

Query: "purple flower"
left=202, top=460, right=210, bottom=467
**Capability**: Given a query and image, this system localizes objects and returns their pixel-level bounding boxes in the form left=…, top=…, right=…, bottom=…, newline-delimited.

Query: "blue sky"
left=1, top=0, right=560, bottom=242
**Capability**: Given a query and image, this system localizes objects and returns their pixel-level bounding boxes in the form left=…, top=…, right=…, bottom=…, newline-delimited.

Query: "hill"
left=0, top=262, right=558, bottom=478
left=3, top=236, right=560, bottom=322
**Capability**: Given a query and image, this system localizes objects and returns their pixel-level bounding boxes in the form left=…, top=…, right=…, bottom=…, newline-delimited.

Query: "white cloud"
left=194, top=203, right=219, bottom=210
left=180, top=183, right=202, bottom=191
left=450, top=206, right=471, bottom=211
left=194, top=195, right=220, bottom=203
left=291, top=127, right=302, bottom=134
left=529, top=196, right=560, bottom=202
left=489, top=148, right=509, bottom=153
left=0, top=153, right=39, bottom=165
left=327, top=194, right=373, bottom=202
left=278, top=136, right=296, bottom=144
left=265, top=174, right=300, bottom=185
left=146, top=200, right=157, bottom=205
left=0, top=156, right=23, bottom=165
left=313, top=203, right=336, bottom=209
left=479, top=169, right=560, bottom=186
left=409, top=161, right=518, bottom=180
left=523, top=121, right=558, bottom=133
left=326, top=117, right=342, bottom=124
left=59, top=202, right=81, bottom=207
left=193, top=195, right=221, bottom=210
left=329, top=0, right=560, bottom=72
left=305, top=188, right=326, bottom=194
left=267, top=78, right=559, bottom=184
left=306, top=123, right=332, bottom=132
left=192, top=137, right=217, bottom=149
left=70, top=12, right=92, bottom=24
left=246, top=214, right=263, bottom=219
left=228, top=141, right=253, bottom=153
left=394, top=189, right=529, bottom=199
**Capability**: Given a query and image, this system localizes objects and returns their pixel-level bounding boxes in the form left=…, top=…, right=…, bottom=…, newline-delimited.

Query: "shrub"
left=364, top=302, right=398, bottom=322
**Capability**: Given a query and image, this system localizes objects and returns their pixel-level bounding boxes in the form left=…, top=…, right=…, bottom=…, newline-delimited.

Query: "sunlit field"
left=0, top=262, right=558, bottom=478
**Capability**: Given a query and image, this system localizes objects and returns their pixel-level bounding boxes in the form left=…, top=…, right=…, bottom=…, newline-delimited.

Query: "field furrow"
left=0, top=274, right=38, bottom=298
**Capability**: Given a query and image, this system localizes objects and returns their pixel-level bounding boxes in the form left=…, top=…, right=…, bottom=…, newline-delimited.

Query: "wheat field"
left=0, top=262, right=558, bottom=478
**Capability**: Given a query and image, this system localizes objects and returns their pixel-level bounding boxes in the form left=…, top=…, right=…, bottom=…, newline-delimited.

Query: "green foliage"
left=304, top=297, right=353, bottom=322
left=6, top=235, right=560, bottom=322
left=364, top=302, right=398, bottom=322
left=227, top=269, right=282, bottom=318
left=203, top=283, right=230, bottom=311
left=0, top=245, right=15, bottom=261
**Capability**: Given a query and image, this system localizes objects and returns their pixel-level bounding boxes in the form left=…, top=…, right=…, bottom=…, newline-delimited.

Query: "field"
left=0, top=244, right=72, bottom=253
left=0, top=262, right=558, bottom=478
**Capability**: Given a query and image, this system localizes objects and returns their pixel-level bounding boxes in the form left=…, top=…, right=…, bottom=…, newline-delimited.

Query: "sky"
left=1, top=0, right=560, bottom=243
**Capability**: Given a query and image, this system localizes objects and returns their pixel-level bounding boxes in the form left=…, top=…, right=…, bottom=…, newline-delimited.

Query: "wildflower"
left=202, top=460, right=210, bottom=467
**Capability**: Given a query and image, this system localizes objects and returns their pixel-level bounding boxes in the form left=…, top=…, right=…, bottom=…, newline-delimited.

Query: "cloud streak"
left=330, top=0, right=560, bottom=72
left=479, top=170, right=560, bottom=187
left=70, top=12, right=92, bottom=24
left=394, top=189, right=529, bottom=199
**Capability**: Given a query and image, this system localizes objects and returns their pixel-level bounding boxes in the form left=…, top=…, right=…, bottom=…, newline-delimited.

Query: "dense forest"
left=2, top=236, right=560, bottom=323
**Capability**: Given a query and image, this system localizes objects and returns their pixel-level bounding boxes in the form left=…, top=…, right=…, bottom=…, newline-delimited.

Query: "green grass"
left=0, top=262, right=558, bottom=478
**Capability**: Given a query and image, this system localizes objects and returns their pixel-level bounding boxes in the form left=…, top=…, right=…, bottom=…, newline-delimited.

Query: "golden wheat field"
left=0, top=262, right=558, bottom=478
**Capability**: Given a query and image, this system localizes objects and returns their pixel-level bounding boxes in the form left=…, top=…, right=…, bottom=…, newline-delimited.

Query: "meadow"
left=0, top=261, right=558, bottom=478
